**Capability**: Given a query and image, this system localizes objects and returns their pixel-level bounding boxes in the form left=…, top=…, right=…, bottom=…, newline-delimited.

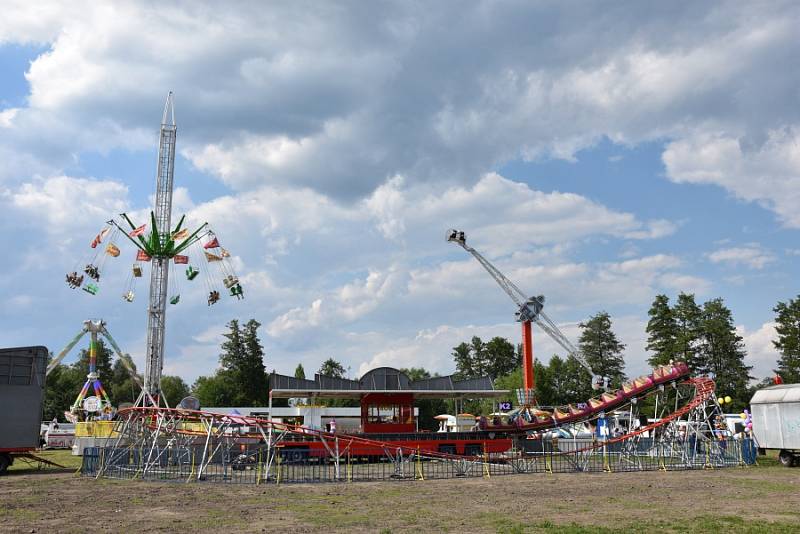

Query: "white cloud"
left=355, top=314, right=652, bottom=380
left=664, top=128, right=800, bottom=227
left=0, top=108, right=18, bottom=128
left=738, top=322, right=779, bottom=380
left=708, top=244, right=776, bottom=269
left=0, top=2, right=796, bottom=385
left=6, top=175, right=129, bottom=238
left=0, top=2, right=797, bottom=202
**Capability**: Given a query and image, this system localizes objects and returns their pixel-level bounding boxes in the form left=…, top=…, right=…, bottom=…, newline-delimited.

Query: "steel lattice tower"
left=143, top=92, right=177, bottom=402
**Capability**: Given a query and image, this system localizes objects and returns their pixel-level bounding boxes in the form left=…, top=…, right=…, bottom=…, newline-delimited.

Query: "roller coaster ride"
left=82, top=362, right=756, bottom=484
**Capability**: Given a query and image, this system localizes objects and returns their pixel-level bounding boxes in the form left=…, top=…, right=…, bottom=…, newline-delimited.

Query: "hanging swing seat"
left=66, top=272, right=84, bottom=289
left=83, top=283, right=99, bottom=295
left=186, top=266, right=199, bottom=280
left=84, top=264, right=100, bottom=281
left=170, top=295, right=180, bottom=305
left=229, top=283, right=244, bottom=299
left=207, top=290, right=220, bottom=306
left=223, top=275, right=239, bottom=288
left=132, top=264, right=143, bottom=277
left=122, top=290, right=135, bottom=302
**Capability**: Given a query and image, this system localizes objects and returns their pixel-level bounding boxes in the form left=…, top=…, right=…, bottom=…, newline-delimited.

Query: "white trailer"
left=750, top=384, right=800, bottom=467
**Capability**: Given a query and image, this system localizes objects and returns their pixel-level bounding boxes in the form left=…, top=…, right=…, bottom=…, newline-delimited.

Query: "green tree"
left=42, top=360, right=84, bottom=421
left=560, top=355, right=594, bottom=405
left=485, top=337, right=518, bottom=378
left=239, top=319, right=269, bottom=405
left=578, top=311, right=626, bottom=389
left=318, top=358, right=347, bottom=378
left=76, top=339, right=114, bottom=384
left=192, top=374, right=236, bottom=407
left=673, top=292, right=704, bottom=372
left=294, top=363, right=306, bottom=380
left=219, top=319, right=245, bottom=378
left=697, top=298, right=752, bottom=409
left=107, top=354, right=141, bottom=407
left=161, top=375, right=190, bottom=406
left=453, top=336, right=518, bottom=380
left=215, top=319, right=269, bottom=406
left=646, top=294, right=678, bottom=367
left=773, top=296, right=800, bottom=383
left=452, top=342, right=474, bottom=379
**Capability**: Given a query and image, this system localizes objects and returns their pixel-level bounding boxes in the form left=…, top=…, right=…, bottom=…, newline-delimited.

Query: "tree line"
left=457, top=293, right=800, bottom=412
left=42, top=292, right=800, bottom=421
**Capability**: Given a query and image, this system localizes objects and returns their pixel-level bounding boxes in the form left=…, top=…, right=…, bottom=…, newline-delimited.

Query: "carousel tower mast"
left=144, top=92, right=177, bottom=402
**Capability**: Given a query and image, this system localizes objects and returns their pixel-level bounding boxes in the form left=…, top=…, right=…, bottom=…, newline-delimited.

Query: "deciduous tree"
left=773, top=295, right=800, bottom=383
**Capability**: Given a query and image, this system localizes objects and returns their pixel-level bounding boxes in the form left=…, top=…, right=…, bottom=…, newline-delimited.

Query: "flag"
left=136, top=250, right=151, bottom=262
left=173, top=255, right=188, bottom=264
left=220, top=248, right=230, bottom=258
left=172, top=228, right=189, bottom=240
left=203, top=237, right=219, bottom=249
left=105, top=243, right=120, bottom=257
left=90, top=227, right=110, bottom=248
left=204, top=251, right=222, bottom=262
left=129, top=224, right=147, bottom=237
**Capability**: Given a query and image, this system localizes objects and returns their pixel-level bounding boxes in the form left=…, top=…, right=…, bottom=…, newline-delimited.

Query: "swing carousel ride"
left=64, top=92, right=243, bottom=406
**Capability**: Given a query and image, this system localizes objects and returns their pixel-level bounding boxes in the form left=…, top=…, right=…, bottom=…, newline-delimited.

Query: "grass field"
left=1, top=450, right=799, bottom=533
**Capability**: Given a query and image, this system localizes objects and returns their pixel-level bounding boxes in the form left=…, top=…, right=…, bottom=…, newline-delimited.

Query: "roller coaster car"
left=602, top=391, right=622, bottom=403
left=588, top=397, right=605, bottom=409
left=653, top=366, right=672, bottom=379
left=568, top=404, right=588, bottom=416
left=553, top=408, right=569, bottom=421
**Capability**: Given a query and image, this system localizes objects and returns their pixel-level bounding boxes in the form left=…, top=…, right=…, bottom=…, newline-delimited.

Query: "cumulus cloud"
left=738, top=322, right=779, bottom=379
left=664, top=128, right=800, bottom=227
left=0, top=1, right=797, bottom=202
left=708, top=244, right=776, bottom=270
left=355, top=314, right=652, bottom=380
left=0, top=1, right=796, bottom=382
left=5, top=175, right=129, bottom=240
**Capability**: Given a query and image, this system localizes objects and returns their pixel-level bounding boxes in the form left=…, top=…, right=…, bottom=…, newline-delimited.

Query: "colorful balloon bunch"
left=739, top=409, right=753, bottom=433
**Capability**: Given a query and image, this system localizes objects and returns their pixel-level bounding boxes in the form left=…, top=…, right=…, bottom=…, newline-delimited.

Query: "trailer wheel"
left=0, top=453, right=10, bottom=475
left=778, top=449, right=794, bottom=467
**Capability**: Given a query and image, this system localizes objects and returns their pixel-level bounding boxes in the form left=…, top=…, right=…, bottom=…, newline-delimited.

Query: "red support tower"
left=521, top=320, right=534, bottom=392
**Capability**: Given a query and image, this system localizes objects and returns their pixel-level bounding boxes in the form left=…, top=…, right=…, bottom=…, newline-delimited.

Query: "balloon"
left=740, top=413, right=747, bottom=419
left=724, top=396, right=732, bottom=404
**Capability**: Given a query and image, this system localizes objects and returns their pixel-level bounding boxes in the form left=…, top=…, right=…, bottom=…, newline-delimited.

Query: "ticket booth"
left=361, top=393, right=415, bottom=433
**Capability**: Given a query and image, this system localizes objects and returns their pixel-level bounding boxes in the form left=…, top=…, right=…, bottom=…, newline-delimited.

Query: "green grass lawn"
left=7, top=449, right=83, bottom=473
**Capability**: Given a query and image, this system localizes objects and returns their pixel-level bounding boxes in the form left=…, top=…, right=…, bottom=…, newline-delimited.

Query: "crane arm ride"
left=447, top=229, right=605, bottom=401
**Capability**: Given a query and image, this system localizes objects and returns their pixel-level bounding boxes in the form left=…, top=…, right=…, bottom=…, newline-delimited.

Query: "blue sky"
left=0, top=2, right=798, bottom=387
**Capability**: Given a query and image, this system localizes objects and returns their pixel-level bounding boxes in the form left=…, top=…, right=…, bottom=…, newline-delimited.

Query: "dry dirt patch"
left=1, top=466, right=799, bottom=533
